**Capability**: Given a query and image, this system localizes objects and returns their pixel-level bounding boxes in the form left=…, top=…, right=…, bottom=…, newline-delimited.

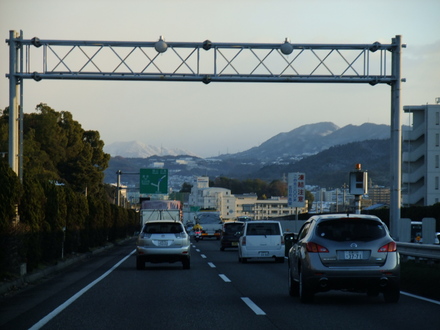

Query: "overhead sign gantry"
left=6, top=31, right=405, bottom=238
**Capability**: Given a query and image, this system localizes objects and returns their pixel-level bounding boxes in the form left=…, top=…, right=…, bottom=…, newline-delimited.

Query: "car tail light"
left=281, top=235, right=285, bottom=245
left=378, top=241, right=397, bottom=252
left=242, top=237, right=246, bottom=246
left=306, top=242, right=329, bottom=253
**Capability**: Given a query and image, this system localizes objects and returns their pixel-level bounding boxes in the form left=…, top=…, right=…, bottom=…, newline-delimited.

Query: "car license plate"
left=344, top=251, right=363, bottom=259
left=232, top=242, right=238, bottom=246
left=259, top=251, right=269, bottom=257
left=158, top=240, right=168, bottom=246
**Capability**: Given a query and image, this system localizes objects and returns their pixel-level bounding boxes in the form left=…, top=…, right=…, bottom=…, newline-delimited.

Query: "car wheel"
left=182, top=257, right=190, bottom=270
left=299, top=270, right=313, bottom=303
left=136, top=257, right=145, bottom=270
left=242, top=258, right=248, bottom=263
left=220, top=246, right=225, bottom=251
left=383, top=284, right=400, bottom=303
left=288, top=263, right=299, bottom=297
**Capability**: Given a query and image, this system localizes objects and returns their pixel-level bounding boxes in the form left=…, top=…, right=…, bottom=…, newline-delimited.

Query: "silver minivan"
left=238, top=221, right=285, bottom=263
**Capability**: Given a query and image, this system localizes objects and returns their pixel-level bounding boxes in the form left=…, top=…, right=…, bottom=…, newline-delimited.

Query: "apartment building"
left=402, top=99, right=440, bottom=206
left=253, top=197, right=305, bottom=220
left=188, top=176, right=236, bottom=220
left=188, top=177, right=305, bottom=220
left=235, top=193, right=258, bottom=218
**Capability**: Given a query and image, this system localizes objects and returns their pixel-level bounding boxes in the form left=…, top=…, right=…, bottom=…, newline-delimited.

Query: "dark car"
left=288, top=214, right=400, bottom=303
left=220, top=221, right=244, bottom=251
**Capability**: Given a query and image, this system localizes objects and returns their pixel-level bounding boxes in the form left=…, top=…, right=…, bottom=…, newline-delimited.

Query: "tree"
left=23, top=103, right=110, bottom=194
left=0, top=162, right=22, bottom=224
left=180, top=182, right=193, bottom=193
left=267, top=180, right=287, bottom=197
left=0, top=162, right=24, bottom=276
left=0, top=103, right=137, bottom=275
left=305, top=190, right=314, bottom=211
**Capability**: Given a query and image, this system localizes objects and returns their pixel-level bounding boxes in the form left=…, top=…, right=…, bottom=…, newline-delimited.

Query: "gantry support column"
left=8, top=30, right=21, bottom=177
left=390, top=35, right=403, bottom=240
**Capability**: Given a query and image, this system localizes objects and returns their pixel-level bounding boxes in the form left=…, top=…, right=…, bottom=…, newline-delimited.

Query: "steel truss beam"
left=8, top=35, right=397, bottom=84
left=6, top=31, right=405, bottom=239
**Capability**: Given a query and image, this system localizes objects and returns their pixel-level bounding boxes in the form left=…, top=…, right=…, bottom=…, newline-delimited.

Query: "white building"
left=402, top=99, right=440, bottom=206
left=253, top=197, right=304, bottom=220
left=188, top=177, right=236, bottom=220
left=235, top=193, right=258, bottom=218
left=188, top=177, right=305, bottom=221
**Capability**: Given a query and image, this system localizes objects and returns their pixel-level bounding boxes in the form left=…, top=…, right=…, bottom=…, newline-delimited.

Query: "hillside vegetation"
left=255, top=139, right=390, bottom=187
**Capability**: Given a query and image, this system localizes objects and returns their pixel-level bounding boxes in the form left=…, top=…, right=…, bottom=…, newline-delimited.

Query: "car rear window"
left=316, top=219, right=386, bottom=242
left=224, top=223, right=243, bottom=234
left=246, top=223, right=281, bottom=235
left=197, top=214, right=221, bottom=224
left=143, top=222, right=183, bottom=234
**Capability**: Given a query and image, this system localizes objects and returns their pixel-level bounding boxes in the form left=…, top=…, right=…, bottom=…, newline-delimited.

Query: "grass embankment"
left=400, top=260, right=440, bottom=301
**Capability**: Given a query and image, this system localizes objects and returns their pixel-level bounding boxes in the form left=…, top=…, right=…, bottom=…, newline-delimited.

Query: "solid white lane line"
left=219, top=274, right=231, bottom=282
left=208, top=262, right=216, bottom=268
left=401, top=291, right=440, bottom=305
left=241, top=297, right=266, bottom=315
left=29, top=249, right=136, bottom=330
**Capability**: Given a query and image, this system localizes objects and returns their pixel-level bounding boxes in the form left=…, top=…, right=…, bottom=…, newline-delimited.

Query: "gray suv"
left=288, top=214, right=400, bottom=303
left=136, top=221, right=191, bottom=270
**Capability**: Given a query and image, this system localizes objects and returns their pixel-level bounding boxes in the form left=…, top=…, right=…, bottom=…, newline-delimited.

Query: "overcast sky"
left=1, top=0, right=439, bottom=157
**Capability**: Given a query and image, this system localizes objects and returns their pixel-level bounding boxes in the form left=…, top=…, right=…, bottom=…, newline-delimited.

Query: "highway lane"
left=1, top=238, right=439, bottom=330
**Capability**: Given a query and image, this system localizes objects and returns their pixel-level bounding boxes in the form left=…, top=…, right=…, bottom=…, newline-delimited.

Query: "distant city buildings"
left=187, top=176, right=305, bottom=220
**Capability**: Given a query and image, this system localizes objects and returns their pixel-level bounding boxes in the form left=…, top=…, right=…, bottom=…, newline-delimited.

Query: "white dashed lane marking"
left=241, top=297, right=266, bottom=315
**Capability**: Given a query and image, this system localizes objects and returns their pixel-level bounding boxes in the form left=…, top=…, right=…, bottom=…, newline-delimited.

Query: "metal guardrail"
left=397, top=242, right=440, bottom=260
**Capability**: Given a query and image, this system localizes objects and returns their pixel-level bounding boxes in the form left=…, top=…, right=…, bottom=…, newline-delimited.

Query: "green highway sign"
left=140, top=168, right=168, bottom=195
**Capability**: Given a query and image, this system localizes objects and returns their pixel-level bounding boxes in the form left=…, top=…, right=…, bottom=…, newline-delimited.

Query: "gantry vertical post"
left=390, top=35, right=403, bottom=240
left=8, top=30, right=20, bottom=176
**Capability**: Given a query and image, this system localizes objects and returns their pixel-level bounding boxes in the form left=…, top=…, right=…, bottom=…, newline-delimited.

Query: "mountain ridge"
left=104, top=122, right=390, bottom=160
left=217, top=122, right=390, bottom=161
left=103, top=122, right=392, bottom=189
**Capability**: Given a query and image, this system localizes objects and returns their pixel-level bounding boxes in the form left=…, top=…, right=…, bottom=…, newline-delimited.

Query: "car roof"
left=144, top=220, right=182, bottom=224
left=309, top=214, right=382, bottom=222
left=245, top=220, right=281, bottom=224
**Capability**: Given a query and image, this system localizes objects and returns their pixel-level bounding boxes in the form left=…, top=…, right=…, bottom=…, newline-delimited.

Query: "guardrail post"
left=422, top=218, right=436, bottom=244
left=399, top=218, right=411, bottom=242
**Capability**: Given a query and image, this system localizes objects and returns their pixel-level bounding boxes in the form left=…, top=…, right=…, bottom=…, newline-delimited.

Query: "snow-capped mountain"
left=104, top=141, right=198, bottom=158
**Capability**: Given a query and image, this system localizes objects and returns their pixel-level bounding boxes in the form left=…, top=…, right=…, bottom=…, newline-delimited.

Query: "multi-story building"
left=402, top=99, right=440, bottom=206
left=188, top=177, right=305, bottom=220
left=253, top=197, right=306, bottom=220
left=188, top=176, right=236, bottom=220
left=235, top=193, right=258, bottom=218
left=368, top=185, right=391, bottom=205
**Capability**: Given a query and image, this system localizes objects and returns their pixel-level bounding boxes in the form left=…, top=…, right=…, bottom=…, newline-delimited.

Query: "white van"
left=238, top=221, right=285, bottom=263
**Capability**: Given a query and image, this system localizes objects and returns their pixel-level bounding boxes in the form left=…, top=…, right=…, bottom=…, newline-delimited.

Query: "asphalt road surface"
left=1, top=238, right=439, bottom=330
